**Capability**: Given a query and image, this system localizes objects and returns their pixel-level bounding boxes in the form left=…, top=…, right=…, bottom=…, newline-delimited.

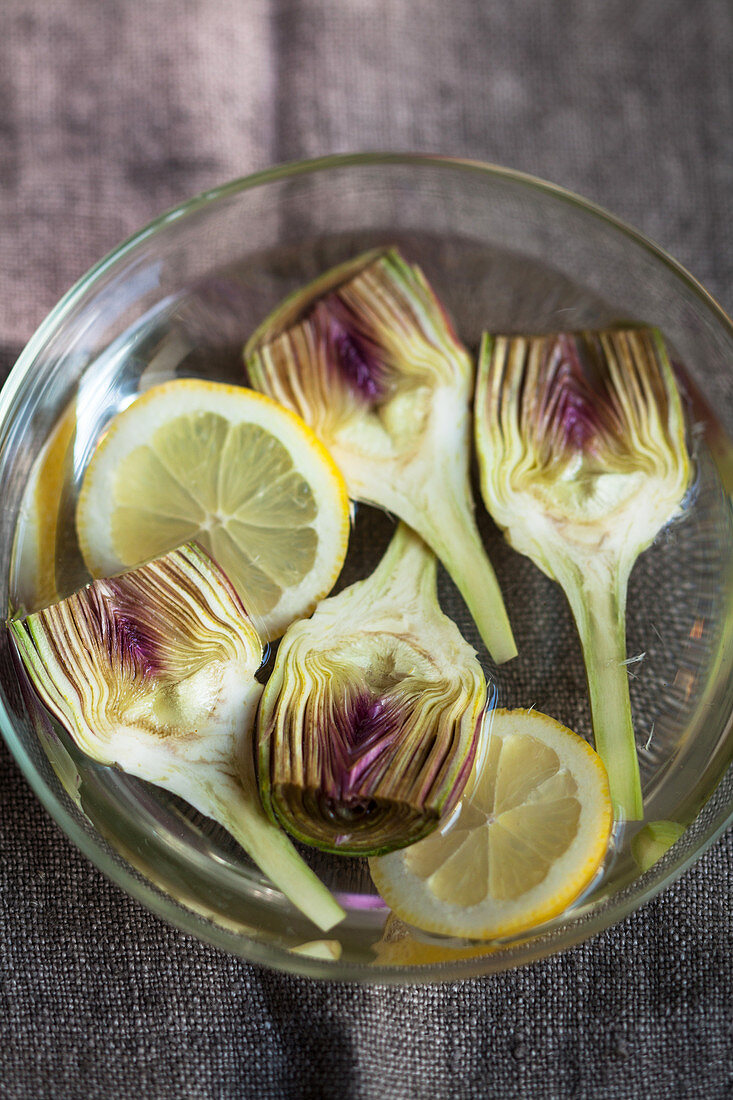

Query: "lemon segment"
left=76, top=380, right=350, bottom=641
left=369, top=709, right=612, bottom=940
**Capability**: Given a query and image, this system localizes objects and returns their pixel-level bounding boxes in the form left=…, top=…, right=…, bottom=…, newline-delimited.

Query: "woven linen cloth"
left=1, top=2, right=731, bottom=1098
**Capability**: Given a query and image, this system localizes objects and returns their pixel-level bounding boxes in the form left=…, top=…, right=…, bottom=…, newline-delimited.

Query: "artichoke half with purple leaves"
left=10, top=543, right=345, bottom=931
left=245, top=248, right=517, bottom=665
left=254, top=523, right=490, bottom=856
left=474, top=327, right=691, bottom=821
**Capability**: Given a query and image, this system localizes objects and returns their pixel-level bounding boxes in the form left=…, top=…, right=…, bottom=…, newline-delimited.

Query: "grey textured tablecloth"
left=1, top=2, right=731, bottom=1097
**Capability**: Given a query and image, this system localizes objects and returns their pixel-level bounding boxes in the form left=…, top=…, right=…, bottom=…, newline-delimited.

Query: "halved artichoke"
left=245, top=247, right=516, bottom=664
left=254, top=523, right=490, bottom=856
left=475, top=327, right=692, bottom=820
left=10, top=543, right=345, bottom=930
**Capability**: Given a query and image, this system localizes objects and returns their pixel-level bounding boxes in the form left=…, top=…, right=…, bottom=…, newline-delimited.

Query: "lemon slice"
left=371, top=914, right=499, bottom=967
left=369, top=709, right=612, bottom=940
left=12, top=398, right=78, bottom=612
left=76, top=379, right=350, bottom=640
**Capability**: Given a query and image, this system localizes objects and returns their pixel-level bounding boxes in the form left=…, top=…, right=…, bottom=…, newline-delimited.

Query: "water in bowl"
left=9, top=232, right=733, bottom=966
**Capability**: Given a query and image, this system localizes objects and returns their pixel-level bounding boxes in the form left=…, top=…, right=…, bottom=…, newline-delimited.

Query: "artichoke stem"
left=197, top=780, right=347, bottom=932
left=571, top=567, right=643, bottom=822
left=416, top=499, right=517, bottom=665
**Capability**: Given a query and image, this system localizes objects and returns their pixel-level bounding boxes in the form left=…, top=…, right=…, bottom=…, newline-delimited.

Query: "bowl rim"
left=1, top=151, right=732, bottom=984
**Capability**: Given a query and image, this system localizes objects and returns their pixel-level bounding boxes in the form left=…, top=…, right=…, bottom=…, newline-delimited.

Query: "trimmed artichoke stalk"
left=9, top=543, right=344, bottom=932
left=632, top=820, right=686, bottom=872
left=254, top=522, right=489, bottom=856
left=475, top=327, right=691, bottom=821
left=245, top=248, right=517, bottom=665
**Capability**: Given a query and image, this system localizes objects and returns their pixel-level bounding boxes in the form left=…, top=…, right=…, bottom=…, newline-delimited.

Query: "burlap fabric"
left=0, top=3, right=731, bottom=1097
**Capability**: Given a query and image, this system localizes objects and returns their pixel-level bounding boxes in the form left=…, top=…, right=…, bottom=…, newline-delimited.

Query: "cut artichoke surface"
left=10, top=542, right=345, bottom=931
left=255, top=523, right=490, bottom=856
left=475, top=327, right=692, bottom=821
left=245, top=247, right=517, bottom=665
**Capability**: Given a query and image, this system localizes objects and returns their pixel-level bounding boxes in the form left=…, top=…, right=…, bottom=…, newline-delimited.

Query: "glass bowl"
left=1, top=154, right=731, bottom=982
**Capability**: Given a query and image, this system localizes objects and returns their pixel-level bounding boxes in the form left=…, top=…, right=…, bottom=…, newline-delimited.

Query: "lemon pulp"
left=76, top=380, right=350, bottom=640
left=369, top=709, right=612, bottom=940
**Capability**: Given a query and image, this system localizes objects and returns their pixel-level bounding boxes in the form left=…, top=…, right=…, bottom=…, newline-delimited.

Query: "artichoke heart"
left=254, top=523, right=490, bottom=856
left=10, top=542, right=345, bottom=931
left=245, top=247, right=516, bottom=665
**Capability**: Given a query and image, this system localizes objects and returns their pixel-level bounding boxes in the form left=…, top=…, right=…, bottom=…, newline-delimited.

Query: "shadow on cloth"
left=252, top=968, right=361, bottom=1099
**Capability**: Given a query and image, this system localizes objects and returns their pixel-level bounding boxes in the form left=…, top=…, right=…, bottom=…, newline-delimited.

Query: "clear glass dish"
left=0, top=154, right=731, bottom=982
